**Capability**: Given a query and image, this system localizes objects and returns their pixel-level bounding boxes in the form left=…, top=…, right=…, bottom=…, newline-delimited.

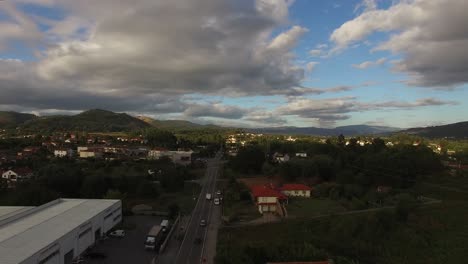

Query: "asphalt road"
left=174, top=152, right=222, bottom=264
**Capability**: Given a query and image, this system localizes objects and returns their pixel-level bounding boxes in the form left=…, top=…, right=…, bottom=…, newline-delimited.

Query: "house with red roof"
left=250, top=185, right=288, bottom=215
left=279, top=184, right=312, bottom=198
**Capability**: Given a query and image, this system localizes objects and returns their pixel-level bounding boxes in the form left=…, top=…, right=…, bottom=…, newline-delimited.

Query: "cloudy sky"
left=0, top=0, right=467, bottom=128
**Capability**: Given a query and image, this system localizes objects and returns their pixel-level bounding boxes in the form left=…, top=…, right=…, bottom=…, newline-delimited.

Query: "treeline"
left=0, top=158, right=193, bottom=208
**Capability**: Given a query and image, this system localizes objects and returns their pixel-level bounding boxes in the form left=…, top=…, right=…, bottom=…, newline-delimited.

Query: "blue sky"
left=0, top=0, right=467, bottom=128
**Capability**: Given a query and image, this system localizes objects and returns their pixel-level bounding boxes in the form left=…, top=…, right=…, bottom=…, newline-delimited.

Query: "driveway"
left=86, top=215, right=163, bottom=264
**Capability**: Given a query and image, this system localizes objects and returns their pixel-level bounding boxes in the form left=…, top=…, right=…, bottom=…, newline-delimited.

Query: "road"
left=174, top=152, right=222, bottom=264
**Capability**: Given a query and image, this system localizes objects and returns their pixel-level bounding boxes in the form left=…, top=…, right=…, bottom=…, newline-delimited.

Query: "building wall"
left=21, top=201, right=122, bottom=264
left=79, top=151, right=102, bottom=159
left=257, top=197, right=277, bottom=204
left=282, top=190, right=310, bottom=197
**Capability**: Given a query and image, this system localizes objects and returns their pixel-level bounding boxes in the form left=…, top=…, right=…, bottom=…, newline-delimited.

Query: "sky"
left=0, top=0, right=467, bottom=128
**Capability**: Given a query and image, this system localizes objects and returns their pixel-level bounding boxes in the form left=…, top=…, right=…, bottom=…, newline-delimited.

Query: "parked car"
left=109, top=229, right=125, bottom=238
left=200, top=219, right=206, bottom=226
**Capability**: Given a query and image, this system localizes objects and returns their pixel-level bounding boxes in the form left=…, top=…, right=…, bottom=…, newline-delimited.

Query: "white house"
left=2, top=168, right=33, bottom=182
left=79, top=150, right=103, bottom=159
left=54, top=149, right=75, bottom=158
left=251, top=185, right=287, bottom=214
left=2, top=170, right=18, bottom=181
left=295, top=152, right=307, bottom=158
left=273, top=152, right=290, bottom=163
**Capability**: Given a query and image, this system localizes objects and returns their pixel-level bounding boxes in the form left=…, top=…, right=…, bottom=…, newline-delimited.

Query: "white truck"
left=160, top=219, right=170, bottom=233
left=145, top=225, right=163, bottom=250
left=206, top=193, right=212, bottom=200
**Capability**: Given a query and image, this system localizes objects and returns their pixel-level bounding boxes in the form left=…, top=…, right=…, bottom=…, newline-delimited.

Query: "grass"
left=223, top=200, right=260, bottom=222
left=422, top=173, right=468, bottom=191
left=126, top=182, right=201, bottom=215
left=286, top=198, right=346, bottom=218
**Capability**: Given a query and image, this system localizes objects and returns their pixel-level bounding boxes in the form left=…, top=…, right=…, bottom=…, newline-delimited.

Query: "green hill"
left=0, top=111, right=37, bottom=128
left=401, top=121, right=468, bottom=139
left=20, top=109, right=150, bottom=132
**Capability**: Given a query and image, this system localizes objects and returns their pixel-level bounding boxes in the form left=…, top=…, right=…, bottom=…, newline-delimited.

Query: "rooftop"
left=0, top=198, right=119, bottom=264
left=279, top=184, right=312, bottom=191
left=251, top=185, right=287, bottom=200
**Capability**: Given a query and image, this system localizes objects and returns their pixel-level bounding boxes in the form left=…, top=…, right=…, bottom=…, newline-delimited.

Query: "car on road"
left=214, top=198, right=220, bottom=205
left=216, top=190, right=222, bottom=195
left=200, top=219, right=206, bottom=226
left=109, top=229, right=125, bottom=238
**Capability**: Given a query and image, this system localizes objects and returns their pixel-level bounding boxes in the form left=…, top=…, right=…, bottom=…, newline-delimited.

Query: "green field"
left=286, top=198, right=346, bottom=218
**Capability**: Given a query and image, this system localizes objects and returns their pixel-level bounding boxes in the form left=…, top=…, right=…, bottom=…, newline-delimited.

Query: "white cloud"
left=0, top=0, right=312, bottom=116
left=276, top=96, right=457, bottom=126
left=331, top=0, right=468, bottom=87
left=352, top=57, right=386, bottom=69
left=308, top=49, right=322, bottom=57
left=306, top=61, right=319, bottom=72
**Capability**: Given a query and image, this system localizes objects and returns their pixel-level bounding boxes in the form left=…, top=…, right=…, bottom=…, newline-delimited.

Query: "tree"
left=168, top=203, right=180, bottom=219
left=395, top=193, right=418, bottom=222
left=81, top=175, right=109, bottom=198
left=143, top=128, right=177, bottom=148
left=136, top=181, right=159, bottom=198
left=232, top=145, right=265, bottom=174
left=103, top=189, right=125, bottom=200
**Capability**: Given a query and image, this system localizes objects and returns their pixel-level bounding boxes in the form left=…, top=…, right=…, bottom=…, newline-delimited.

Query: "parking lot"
left=86, top=215, right=163, bottom=264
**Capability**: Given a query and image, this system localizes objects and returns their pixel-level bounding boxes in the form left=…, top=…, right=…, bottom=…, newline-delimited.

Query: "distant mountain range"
left=400, top=121, right=468, bottom=139
left=136, top=116, right=221, bottom=130
left=0, top=109, right=466, bottom=138
left=248, top=125, right=400, bottom=136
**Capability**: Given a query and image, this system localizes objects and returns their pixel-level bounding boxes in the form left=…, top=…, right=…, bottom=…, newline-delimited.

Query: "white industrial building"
left=0, top=198, right=122, bottom=264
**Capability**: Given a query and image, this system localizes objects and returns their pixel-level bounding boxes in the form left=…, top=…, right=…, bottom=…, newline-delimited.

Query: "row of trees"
left=229, top=138, right=443, bottom=189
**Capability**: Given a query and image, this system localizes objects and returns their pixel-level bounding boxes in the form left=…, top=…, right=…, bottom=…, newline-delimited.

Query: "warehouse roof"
left=0, top=198, right=120, bottom=264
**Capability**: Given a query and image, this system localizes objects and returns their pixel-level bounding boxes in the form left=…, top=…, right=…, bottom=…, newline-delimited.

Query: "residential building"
left=295, top=152, right=307, bottom=158
left=251, top=185, right=287, bottom=214
left=0, top=198, right=121, bottom=264
left=273, top=152, right=290, bottom=163
left=2, top=168, right=33, bottom=182
left=54, top=149, right=75, bottom=158
left=279, top=184, right=312, bottom=197
left=148, top=149, right=193, bottom=165
left=79, top=149, right=103, bottom=159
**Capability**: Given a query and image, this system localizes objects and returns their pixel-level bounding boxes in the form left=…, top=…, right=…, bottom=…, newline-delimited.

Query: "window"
left=113, top=214, right=121, bottom=222
left=104, top=212, right=113, bottom=220
left=79, top=227, right=92, bottom=238
left=39, top=250, right=59, bottom=264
